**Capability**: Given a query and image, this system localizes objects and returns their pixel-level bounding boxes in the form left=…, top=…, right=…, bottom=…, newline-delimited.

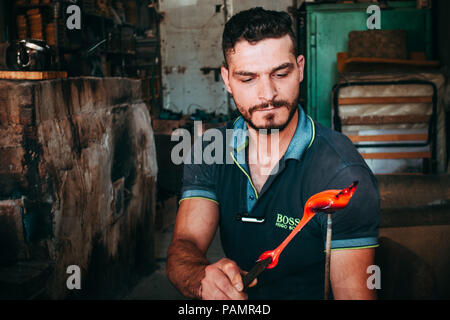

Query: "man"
left=166, top=7, right=380, bottom=300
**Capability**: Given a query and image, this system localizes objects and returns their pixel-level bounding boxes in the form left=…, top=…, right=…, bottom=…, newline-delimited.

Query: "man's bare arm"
left=166, top=198, right=218, bottom=298
left=166, top=198, right=249, bottom=300
left=330, top=248, right=377, bottom=300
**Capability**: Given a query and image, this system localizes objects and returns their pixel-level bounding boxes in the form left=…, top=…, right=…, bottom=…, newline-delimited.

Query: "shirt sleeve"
left=318, top=164, right=380, bottom=250
left=179, top=136, right=219, bottom=204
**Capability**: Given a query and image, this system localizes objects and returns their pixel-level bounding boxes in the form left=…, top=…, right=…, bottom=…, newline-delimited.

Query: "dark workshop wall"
left=0, top=78, right=158, bottom=299
left=433, top=0, right=450, bottom=173
left=434, top=0, right=450, bottom=68
left=0, top=0, right=5, bottom=42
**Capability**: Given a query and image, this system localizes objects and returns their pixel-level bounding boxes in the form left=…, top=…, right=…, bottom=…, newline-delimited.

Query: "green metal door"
left=304, top=1, right=432, bottom=127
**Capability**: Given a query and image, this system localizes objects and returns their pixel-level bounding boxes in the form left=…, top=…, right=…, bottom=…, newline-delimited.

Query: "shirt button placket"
left=247, top=180, right=257, bottom=212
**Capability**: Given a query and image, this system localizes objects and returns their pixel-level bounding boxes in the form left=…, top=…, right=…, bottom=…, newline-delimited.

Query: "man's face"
left=221, top=34, right=305, bottom=131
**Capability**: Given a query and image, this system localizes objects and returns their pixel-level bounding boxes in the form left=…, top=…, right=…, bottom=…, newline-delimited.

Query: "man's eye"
left=275, top=73, right=288, bottom=78
left=241, top=78, right=253, bottom=83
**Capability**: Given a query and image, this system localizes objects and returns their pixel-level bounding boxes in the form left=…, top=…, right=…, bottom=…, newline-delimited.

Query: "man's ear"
left=221, top=65, right=232, bottom=94
left=296, top=55, right=305, bottom=83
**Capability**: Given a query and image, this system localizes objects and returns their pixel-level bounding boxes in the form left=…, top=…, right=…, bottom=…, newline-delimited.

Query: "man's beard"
left=235, top=97, right=298, bottom=133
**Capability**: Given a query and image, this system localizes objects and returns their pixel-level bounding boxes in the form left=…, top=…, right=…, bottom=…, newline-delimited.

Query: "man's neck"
left=247, top=109, right=298, bottom=186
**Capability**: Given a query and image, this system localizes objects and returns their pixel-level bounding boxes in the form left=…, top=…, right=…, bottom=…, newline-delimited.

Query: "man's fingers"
left=217, top=273, right=247, bottom=300
left=248, top=278, right=258, bottom=288
left=203, top=282, right=231, bottom=300
left=203, top=261, right=247, bottom=300
left=222, top=260, right=245, bottom=292
left=202, top=266, right=232, bottom=299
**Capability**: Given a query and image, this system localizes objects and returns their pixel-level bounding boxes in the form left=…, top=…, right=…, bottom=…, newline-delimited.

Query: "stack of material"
left=125, top=0, right=137, bottom=25
left=27, top=9, right=44, bottom=40
left=335, top=72, right=447, bottom=174
left=16, top=15, right=28, bottom=39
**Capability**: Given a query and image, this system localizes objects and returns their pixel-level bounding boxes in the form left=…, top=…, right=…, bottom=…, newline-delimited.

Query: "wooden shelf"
left=14, top=4, right=54, bottom=10
left=339, top=96, right=433, bottom=105
left=342, top=115, right=430, bottom=125
left=348, top=133, right=428, bottom=143
left=337, top=52, right=440, bottom=73
left=0, top=70, right=67, bottom=80
left=360, top=152, right=431, bottom=160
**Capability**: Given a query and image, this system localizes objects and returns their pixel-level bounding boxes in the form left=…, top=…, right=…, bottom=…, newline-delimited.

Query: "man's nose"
left=257, top=77, right=277, bottom=102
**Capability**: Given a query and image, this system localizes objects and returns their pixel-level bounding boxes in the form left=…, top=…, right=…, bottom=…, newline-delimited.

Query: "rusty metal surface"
left=159, top=0, right=228, bottom=115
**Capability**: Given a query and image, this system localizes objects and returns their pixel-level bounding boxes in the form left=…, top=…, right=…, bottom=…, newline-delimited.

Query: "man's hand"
left=167, top=198, right=257, bottom=300
left=200, top=258, right=254, bottom=300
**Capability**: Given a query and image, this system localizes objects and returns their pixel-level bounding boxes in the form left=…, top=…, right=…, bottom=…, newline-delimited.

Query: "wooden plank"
left=409, top=52, right=426, bottom=61
left=344, top=56, right=440, bottom=67
left=337, top=52, right=349, bottom=73
left=342, top=115, right=430, bottom=125
left=348, top=133, right=428, bottom=143
left=338, top=96, right=433, bottom=105
left=336, top=51, right=439, bottom=73
left=0, top=71, right=68, bottom=80
left=360, top=152, right=431, bottom=159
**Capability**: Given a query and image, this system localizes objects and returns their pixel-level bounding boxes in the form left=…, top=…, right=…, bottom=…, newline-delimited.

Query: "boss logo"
left=275, top=213, right=300, bottom=231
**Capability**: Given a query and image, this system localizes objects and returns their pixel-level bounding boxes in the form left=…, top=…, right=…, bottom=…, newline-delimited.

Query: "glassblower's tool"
left=242, top=181, right=359, bottom=290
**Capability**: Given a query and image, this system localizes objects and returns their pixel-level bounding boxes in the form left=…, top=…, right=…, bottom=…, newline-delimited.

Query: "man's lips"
left=254, top=105, right=284, bottom=112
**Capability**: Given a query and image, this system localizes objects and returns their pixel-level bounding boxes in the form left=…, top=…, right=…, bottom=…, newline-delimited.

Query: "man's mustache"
left=249, top=100, right=290, bottom=115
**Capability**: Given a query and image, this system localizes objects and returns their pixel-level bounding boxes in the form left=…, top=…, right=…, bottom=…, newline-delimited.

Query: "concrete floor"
left=124, top=223, right=225, bottom=300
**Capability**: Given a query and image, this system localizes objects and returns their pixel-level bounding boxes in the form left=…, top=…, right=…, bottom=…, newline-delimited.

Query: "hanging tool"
left=242, top=181, right=359, bottom=292
left=0, top=39, right=54, bottom=71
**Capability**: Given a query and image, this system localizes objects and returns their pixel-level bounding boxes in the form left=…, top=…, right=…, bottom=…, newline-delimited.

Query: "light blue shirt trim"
left=329, top=237, right=379, bottom=249
left=180, top=189, right=218, bottom=202
left=284, top=107, right=313, bottom=161
left=229, top=116, right=248, bottom=165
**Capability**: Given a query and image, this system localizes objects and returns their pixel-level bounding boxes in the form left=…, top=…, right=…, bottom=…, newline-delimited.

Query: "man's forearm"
left=166, top=238, right=210, bottom=299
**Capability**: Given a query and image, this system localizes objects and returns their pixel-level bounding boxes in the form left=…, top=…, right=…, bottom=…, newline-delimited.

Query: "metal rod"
left=324, top=213, right=332, bottom=300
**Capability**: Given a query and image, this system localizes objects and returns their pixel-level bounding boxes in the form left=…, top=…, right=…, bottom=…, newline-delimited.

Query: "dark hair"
left=222, top=7, right=297, bottom=67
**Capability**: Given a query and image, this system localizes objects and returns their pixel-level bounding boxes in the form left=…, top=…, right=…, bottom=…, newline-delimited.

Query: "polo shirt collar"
left=284, top=105, right=314, bottom=161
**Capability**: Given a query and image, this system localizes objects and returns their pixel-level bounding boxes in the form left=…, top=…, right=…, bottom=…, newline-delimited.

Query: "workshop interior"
left=0, top=0, right=449, bottom=300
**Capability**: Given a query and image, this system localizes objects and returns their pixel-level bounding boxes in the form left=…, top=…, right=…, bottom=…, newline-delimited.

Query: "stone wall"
left=0, top=77, right=158, bottom=299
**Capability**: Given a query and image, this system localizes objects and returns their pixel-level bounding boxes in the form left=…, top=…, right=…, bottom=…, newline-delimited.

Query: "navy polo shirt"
left=180, top=106, right=380, bottom=300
